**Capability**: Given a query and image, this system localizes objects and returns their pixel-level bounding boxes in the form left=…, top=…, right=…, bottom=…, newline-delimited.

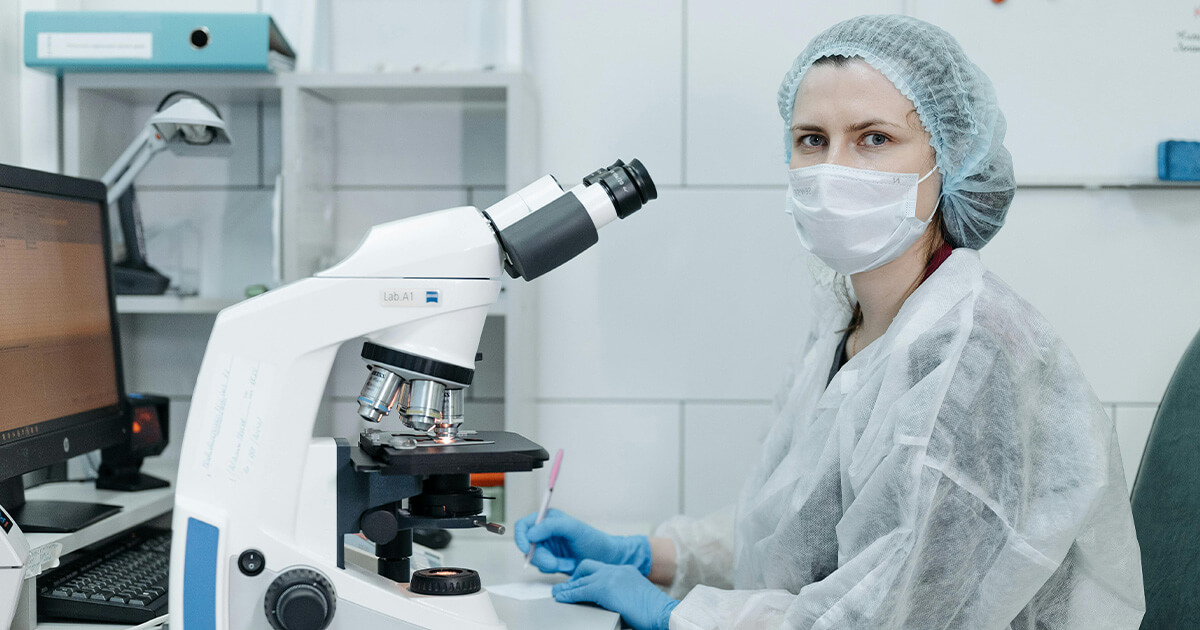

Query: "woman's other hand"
left=552, top=559, right=679, bottom=630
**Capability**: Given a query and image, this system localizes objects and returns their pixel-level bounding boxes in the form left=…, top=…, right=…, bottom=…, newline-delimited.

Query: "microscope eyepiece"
left=583, top=159, right=657, bottom=219
left=489, top=158, right=657, bottom=281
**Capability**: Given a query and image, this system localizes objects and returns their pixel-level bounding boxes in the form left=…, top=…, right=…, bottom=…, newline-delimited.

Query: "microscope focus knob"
left=409, top=567, right=482, bottom=596
left=264, top=568, right=336, bottom=630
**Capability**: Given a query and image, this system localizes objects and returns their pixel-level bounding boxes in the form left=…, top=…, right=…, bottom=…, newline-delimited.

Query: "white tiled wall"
left=526, top=0, right=685, bottom=185
left=535, top=402, right=682, bottom=529
left=1113, top=405, right=1158, bottom=491
left=983, top=189, right=1200, bottom=404
left=685, top=0, right=904, bottom=185
left=536, top=187, right=811, bottom=402
left=681, top=402, right=772, bottom=518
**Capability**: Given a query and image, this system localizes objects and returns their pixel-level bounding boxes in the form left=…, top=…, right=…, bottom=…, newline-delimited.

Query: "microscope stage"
left=356, top=430, right=549, bottom=476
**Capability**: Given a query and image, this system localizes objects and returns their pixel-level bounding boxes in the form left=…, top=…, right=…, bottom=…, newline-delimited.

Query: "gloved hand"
left=513, top=509, right=653, bottom=575
left=553, top=559, right=679, bottom=630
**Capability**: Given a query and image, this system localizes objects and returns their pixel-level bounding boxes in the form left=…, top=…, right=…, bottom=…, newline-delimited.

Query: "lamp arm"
left=101, top=126, right=153, bottom=188
left=106, top=135, right=167, bottom=207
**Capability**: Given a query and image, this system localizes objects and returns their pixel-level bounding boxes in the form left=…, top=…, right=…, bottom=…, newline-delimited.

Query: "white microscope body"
left=171, top=161, right=656, bottom=630
left=1, top=504, right=30, bottom=629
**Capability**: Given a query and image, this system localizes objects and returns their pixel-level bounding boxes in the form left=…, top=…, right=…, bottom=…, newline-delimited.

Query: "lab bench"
left=13, top=458, right=618, bottom=630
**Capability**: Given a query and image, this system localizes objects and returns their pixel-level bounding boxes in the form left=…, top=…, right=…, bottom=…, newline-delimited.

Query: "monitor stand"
left=0, top=474, right=122, bottom=533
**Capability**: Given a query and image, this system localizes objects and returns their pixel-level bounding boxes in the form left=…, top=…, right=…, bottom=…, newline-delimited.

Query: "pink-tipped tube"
left=548, top=449, right=564, bottom=490
left=525, top=449, right=564, bottom=567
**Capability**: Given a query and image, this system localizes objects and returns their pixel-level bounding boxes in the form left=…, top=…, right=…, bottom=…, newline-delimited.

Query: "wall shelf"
left=116, top=295, right=240, bottom=314
left=1016, top=178, right=1200, bottom=190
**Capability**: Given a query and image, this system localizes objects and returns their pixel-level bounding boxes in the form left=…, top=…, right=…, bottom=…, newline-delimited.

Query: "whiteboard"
left=913, top=0, right=1200, bottom=185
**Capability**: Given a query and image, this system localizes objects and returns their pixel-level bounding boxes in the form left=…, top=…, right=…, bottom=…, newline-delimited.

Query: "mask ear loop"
left=916, top=166, right=940, bottom=224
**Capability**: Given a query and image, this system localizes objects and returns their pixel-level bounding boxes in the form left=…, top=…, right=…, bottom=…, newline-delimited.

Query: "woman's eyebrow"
left=791, top=119, right=906, bottom=133
left=846, top=119, right=904, bottom=131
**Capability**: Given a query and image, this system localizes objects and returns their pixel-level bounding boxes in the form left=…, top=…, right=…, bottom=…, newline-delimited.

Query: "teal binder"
left=24, top=12, right=296, bottom=74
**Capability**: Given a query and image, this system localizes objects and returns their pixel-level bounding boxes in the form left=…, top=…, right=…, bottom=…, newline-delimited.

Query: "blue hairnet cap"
left=779, top=15, right=1015, bottom=249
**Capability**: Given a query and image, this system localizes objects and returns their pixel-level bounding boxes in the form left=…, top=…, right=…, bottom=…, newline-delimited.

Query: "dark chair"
left=1130, top=327, right=1200, bottom=629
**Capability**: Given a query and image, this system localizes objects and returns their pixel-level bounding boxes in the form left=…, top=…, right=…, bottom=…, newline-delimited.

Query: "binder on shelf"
left=24, top=12, right=296, bottom=74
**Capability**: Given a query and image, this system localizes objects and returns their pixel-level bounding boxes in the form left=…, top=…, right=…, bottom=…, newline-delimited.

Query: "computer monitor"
left=0, top=163, right=129, bottom=533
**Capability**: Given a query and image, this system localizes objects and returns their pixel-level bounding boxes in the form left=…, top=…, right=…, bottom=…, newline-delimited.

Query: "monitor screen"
left=0, top=164, right=128, bottom=532
left=0, top=186, right=121, bottom=439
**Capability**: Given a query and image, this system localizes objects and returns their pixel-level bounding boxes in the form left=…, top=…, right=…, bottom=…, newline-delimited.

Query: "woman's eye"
left=863, top=133, right=889, bottom=147
left=797, top=135, right=825, bottom=148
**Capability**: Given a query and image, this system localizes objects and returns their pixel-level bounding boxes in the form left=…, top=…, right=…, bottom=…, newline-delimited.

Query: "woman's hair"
left=841, top=209, right=950, bottom=338
left=813, top=54, right=854, bottom=68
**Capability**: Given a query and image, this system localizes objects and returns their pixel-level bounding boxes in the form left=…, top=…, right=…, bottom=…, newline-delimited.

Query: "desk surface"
left=19, top=458, right=619, bottom=630
left=344, top=529, right=620, bottom=630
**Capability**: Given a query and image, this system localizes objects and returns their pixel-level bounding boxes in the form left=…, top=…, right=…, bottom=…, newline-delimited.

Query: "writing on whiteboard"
left=1179, top=30, right=1200, bottom=53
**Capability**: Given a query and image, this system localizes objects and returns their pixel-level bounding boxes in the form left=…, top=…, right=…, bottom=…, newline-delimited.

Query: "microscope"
left=1, top=505, right=30, bottom=629
left=171, top=160, right=657, bottom=629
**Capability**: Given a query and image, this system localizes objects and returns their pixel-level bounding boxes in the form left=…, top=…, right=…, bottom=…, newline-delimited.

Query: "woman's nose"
left=823, top=143, right=851, bottom=168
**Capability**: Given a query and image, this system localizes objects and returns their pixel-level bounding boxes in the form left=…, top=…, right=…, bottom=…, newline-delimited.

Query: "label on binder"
left=37, top=32, right=153, bottom=59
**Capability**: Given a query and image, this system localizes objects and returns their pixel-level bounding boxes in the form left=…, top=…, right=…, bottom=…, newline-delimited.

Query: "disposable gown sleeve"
left=668, top=474, right=1081, bottom=630
left=653, top=504, right=737, bottom=600
left=668, top=329, right=1134, bottom=629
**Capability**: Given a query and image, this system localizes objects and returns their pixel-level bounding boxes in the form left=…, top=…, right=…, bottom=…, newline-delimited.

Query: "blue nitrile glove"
left=513, top=509, right=653, bottom=575
left=553, top=559, right=679, bottom=630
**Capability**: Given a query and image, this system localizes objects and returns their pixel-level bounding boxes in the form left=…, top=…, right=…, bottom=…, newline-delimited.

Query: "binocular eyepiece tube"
left=485, top=158, right=657, bottom=281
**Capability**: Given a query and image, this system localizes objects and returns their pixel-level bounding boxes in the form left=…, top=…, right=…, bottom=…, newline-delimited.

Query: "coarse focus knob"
left=264, top=568, right=336, bottom=630
left=409, top=567, right=482, bottom=596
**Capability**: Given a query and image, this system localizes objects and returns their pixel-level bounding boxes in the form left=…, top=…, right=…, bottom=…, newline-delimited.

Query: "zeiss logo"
left=381, top=289, right=442, bottom=307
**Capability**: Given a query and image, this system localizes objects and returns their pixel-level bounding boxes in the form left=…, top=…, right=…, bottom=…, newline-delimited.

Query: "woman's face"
left=790, top=58, right=941, bottom=221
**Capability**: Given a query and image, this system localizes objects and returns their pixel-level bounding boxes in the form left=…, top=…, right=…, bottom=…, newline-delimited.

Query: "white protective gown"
left=656, top=249, right=1145, bottom=629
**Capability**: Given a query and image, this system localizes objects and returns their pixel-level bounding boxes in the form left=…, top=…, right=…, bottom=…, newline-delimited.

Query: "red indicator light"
left=132, top=421, right=142, bottom=434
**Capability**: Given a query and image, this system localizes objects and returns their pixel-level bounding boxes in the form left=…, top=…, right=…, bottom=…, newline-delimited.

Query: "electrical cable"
left=127, top=613, right=168, bottom=630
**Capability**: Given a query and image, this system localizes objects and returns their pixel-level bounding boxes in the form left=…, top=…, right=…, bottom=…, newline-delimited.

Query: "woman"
left=515, top=15, right=1144, bottom=629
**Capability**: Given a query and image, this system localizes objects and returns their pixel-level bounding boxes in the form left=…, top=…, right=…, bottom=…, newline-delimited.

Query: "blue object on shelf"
left=1158, top=141, right=1200, bottom=181
left=24, top=12, right=295, bottom=74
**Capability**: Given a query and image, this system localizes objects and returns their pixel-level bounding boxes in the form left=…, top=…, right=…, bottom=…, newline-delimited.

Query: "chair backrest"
left=1130, top=326, right=1200, bottom=629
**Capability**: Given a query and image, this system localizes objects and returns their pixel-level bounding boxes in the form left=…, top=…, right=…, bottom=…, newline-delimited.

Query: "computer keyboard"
left=37, top=526, right=170, bottom=624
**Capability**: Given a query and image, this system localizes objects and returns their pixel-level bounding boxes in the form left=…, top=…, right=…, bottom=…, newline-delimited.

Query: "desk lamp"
left=100, top=90, right=233, bottom=294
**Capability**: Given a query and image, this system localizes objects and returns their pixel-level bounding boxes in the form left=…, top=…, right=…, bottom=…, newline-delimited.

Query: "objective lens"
left=403, top=379, right=445, bottom=432
left=357, top=366, right=403, bottom=422
left=583, top=159, right=658, bottom=219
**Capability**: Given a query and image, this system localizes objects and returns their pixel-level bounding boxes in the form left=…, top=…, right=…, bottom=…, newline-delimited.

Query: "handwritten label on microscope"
left=381, top=289, right=441, bottom=307
left=200, top=353, right=274, bottom=487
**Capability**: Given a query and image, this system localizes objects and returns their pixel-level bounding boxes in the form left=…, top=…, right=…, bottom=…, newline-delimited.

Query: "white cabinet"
left=61, top=70, right=542, bottom=519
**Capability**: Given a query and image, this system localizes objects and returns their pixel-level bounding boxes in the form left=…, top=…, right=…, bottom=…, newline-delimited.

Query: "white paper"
left=24, top=542, right=61, bottom=579
left=37, top=33, right=153, bottom=60
left=487, top=582, right=555, bottom=601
